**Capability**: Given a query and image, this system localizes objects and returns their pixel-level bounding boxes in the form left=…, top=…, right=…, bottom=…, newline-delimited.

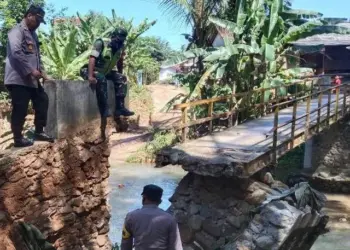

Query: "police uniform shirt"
left=121, top=204, right=183, bottom=250
left=5, top=20, right=43, bottom=88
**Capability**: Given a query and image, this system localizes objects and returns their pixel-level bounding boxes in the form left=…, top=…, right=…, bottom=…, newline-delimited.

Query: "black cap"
left=25, top=5, right=46, bottom=24
left=111, top=28, right=128, bottom=40
left=141, top=184, right=163, bottom=202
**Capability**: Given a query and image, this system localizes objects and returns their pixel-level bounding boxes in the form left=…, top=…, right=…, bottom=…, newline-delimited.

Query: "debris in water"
left=339, top=218, right=347, bottom=222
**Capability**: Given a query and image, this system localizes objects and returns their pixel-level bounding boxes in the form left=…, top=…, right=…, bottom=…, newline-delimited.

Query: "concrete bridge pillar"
left=309, top=116, right=350, bottom=193
left=303, top=138, right=313, bottom=170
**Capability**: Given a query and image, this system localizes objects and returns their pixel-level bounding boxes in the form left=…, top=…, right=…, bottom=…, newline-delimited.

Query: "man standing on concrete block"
left=81, top=28, right=134, bottom=140
left=120, top=184, right=183, bottom=250
left=4, top=5, right=54, bottom=147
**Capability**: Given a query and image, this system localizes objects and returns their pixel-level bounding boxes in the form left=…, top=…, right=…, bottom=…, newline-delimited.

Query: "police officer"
left=121, top=184, right=183, bottom=250
left=83, top=28, right=134, bottom=139
left=4, top=5, right=54, bottom=147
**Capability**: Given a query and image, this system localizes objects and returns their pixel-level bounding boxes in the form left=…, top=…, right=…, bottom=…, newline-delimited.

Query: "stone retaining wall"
left=311, top=116, right=350, bottom=193
left=170, top=173, right=327, bottom=250
left=0, top=123, right=112, bottom=249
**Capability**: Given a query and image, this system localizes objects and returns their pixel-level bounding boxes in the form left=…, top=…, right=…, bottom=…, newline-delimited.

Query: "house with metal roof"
left=290, top=23, right=350, bottom=74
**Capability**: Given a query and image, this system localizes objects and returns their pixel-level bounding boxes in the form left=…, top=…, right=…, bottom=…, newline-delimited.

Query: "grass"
left=274, top=144, right=305, bottom=183
left=126, top=129, right=178, bottom=163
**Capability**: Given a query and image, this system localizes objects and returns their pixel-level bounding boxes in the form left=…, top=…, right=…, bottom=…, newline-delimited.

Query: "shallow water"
left=108, top=164, right=186, bottom=245
left=311, top=230, right=350, bottom=250
left=108, top=164, right=350, bottom=248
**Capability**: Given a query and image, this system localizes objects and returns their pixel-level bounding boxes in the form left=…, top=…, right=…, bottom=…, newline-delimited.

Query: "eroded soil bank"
left=0, top=121, right=112, bottom=250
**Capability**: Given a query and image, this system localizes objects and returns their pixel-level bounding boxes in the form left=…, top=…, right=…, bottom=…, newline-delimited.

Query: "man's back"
left=121, top=204, right=182, bottom=250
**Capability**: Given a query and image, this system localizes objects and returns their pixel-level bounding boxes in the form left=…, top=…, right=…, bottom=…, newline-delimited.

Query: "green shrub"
left=0, top=91, right=9, bottom=102
left=126, top=129, right=178, bottom=163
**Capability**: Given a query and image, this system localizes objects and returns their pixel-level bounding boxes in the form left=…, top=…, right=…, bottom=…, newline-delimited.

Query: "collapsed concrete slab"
left=169, top=173, right=328, bottom=250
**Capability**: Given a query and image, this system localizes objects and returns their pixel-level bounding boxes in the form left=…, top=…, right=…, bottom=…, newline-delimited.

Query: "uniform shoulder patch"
left=93, top=39, right=104, bottom=52
left=122, top=224, right=131, bottom=239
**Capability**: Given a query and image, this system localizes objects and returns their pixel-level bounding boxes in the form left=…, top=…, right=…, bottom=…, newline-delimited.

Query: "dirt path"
left=109, top=84, right=186, bottom=163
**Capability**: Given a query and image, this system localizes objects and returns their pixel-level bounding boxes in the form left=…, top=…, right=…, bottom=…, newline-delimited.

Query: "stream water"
left=108, top=164, right=186, bottom=245
left=108, top=164, right=350, bottom=249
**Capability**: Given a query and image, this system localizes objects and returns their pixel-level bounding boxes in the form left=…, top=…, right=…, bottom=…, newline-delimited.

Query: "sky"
left=46, top=0, right=350, bottom=50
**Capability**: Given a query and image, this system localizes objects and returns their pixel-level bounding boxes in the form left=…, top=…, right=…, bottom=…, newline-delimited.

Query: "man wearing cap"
left=81, top=28, right=134, bottom=140
left=4, top=5, right=54, bottom=147
left=121, top=184, right=183, bottom=250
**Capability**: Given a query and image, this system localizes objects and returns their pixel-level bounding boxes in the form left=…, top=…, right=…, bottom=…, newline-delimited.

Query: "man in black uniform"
left=4, top=5, right=54, bottom=147
left=82, top=28, right=134, bottom=139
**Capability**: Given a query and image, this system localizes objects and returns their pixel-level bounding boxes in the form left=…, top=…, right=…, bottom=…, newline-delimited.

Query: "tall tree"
left=158, top=0, right=230, bottom=48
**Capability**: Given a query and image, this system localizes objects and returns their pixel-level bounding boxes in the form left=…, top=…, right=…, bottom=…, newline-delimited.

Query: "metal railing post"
left=317, top=90, right=323, bottom=133
left=290, top=99, right=297, bottom=149
left=335, top=86, right=340, bottom=121
left=208, top=102, right=214, bottom=133
left=273, top=106, right=279, bottom=166
left=343, top=85, right=347, bottom=117
left=181, top=107, right=188, bottom=142
left=327, top=88, right=331, bottom=126
left=305, top=95, right=311, bottom=142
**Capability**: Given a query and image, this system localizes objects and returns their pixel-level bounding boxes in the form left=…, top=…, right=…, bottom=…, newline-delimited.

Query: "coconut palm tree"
left=158, top=0, right=231, bottom=48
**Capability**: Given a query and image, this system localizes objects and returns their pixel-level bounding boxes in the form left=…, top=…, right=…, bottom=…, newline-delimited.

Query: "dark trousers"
left=95, top=77, right=109, bottom=118
left=96, top=72, right=127, bottom=118
left=6, top=84, right=49, bottom=139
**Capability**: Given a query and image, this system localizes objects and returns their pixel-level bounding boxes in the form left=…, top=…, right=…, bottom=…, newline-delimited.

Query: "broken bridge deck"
left=156, top=94, right=350, bottom=178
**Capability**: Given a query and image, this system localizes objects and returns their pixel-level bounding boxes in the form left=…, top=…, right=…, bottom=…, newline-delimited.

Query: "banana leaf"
left=268, top=0, right=282, bottom=38
left=188, top=63, right=219, bottom=100
left=265, top=43, right=275, bottom=62
left=216, top=63, right=227, bottom=79
left=209, top=17, right=243, bottom=35
left=279, top=67, right=314, bottom=78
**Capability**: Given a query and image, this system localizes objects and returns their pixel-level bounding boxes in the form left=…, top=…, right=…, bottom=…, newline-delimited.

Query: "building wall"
left=159, top=68, right=177, bottom=81
left=212, top=34, right=224, bottom=48
left=324, top=46, right=350, bottom=73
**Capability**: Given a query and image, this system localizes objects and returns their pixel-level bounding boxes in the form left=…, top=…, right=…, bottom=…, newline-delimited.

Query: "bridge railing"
left=173, top=73, right=350, bottom=164
left=269, top=81, right=350, bottom=164
left=174, top=75, right=327, bottom=141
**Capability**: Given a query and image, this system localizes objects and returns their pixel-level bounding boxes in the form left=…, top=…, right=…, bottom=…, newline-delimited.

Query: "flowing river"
left=108, top=164, right=350, bottom=249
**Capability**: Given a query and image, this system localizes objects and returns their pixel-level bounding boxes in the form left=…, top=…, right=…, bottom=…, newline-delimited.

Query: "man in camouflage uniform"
left=82, top=28, right=134, bottom=139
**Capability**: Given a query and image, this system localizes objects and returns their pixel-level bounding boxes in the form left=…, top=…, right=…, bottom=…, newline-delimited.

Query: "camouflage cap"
left=111, top=28, right=128, bottom=39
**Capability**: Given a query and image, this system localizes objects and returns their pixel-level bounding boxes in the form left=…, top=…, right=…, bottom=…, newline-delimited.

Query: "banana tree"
left=39, top=27, right=90, bottom=80
left=163, top=0, right=350, bottom=110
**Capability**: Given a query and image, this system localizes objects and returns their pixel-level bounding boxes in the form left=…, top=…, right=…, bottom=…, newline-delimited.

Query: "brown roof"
left=292, top=23, right=350, bottom=46
left=292, top=33, right=350, bottom=46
